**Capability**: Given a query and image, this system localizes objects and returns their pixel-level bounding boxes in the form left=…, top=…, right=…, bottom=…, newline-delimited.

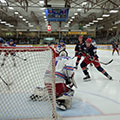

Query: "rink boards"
left=17, top=44, right=120, bottom=51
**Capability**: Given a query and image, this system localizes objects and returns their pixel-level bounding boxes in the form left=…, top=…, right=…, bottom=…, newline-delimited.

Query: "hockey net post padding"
left=0, top=47, right=61, bottom=120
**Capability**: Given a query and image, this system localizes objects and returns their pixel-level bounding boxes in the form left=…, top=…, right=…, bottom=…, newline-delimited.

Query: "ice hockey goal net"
left=0, top=47, right=60, bottom=120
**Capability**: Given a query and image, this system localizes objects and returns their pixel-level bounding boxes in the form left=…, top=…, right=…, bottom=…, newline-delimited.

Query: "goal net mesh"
left=0, top=47, right=59, bottom=120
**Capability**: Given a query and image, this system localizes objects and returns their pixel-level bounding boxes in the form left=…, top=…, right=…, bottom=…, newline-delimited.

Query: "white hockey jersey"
left=55, top=44, right=66, bottom=54
left=55, top=56, right=74, bottom=84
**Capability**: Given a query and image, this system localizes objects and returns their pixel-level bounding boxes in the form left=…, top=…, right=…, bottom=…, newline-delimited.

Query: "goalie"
left=55, top=52, right=77, bottom=111
left=30, top=51, right=77, bottom=111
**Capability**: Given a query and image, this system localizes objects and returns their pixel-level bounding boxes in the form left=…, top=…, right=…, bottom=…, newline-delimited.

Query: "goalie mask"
left=59, top=51, right=68, bottom=57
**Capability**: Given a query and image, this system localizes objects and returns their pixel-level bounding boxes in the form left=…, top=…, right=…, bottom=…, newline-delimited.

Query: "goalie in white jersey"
left=30, top=51, right=77, bottom=111
left=55, top=51, right=77, bottom=110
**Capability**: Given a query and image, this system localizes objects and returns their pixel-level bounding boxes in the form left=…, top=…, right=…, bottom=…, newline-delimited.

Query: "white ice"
left=63, top=48, right=120, bottom=120
left=0, top=48, right=120, bottom=120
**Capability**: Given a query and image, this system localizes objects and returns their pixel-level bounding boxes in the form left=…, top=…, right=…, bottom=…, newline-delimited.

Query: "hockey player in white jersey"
left=1, top=39, right=16, bottom=66
left=0, top=38, right=4, bottom=55
left=55, top=51, right=77, bottom=110
left=92, top=39, right=96, bottom=47
left=30, top=51, right=77, bottom=111
left=0, top=37, right=4, bottom=47
left=55, top=40, right=67, bottom=57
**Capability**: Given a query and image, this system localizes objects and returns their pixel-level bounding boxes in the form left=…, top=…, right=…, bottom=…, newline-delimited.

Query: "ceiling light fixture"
left=9, top=25, right=14, bottom=27
left=77, top=9, right=82, bottom=11
left=89, top=22, right=94, bottom=24
left=0, top=0, right=6, bottom=3
left=97, top=18, right=103, bottom=20
left=15, top=12, right=19, bottom=14
left=109, top=10, right=118, bottom=13
left=113, top=26, right=117, bottom=29
left=102, top=14, right=110, bottom=17
left=1, top=21, right=6, bottom=24
left=81, top=2, right=87, bottom=6
left=74, top=13, right=78, bottom=15
left=8, top=7, right=14, bottom=10
left=39, top=1, right=44, bottom=4
left=23, top=18, right=26, bottom=21
left=72, top=16, right=75, bottom=19
left=93, top=20, right=98, bottom=22
left=19, top=16, right=23, bottom=18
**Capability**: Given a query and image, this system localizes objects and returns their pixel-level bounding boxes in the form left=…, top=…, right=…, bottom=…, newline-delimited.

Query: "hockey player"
left=55, top=40, right=67, bottom=57
left=0, top=37, right=4, bottom=47
left=112, top=41, right=119, bottom=55
left=1, top=39, right=16, bottom=67
left=30, top=51, right=77, bottom=111
left=92, top=39, right=97, bottom=47
left=55, top=53, right=77, bottom=110
left=0, top=38, right=4, bottom=55
left=74, top=36, right=83, bottom=69
left=5, top=39, right=16, bottom=47
left=80, top=38, right=112, bottom=81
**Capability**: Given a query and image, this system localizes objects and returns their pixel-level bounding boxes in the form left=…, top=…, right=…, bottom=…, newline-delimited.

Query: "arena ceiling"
left=0, top=0, right=120, bottom=31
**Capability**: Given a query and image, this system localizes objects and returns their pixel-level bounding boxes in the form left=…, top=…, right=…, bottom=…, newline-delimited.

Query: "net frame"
left=0, top=46, right=60, bottom=120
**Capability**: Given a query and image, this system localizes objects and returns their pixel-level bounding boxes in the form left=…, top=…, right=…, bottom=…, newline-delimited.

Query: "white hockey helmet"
left=59, top=51, right=68, bottom=56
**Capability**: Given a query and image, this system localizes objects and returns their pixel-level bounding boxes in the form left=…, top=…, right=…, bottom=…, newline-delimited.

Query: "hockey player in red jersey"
left=74, top=36, right=83, bottom=69
left=80, top=38, right=112, bottom=81
left=112, top=41, right=119, bottom=55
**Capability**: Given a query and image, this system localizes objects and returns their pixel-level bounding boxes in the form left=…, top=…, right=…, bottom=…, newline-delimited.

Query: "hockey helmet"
left=86, top=38, right=92, bottom=43
left=60, top=40, right=64, bottom=43
left=9, top=39, right=13, bottom=42
left=0, top=37, right=4, bottom=43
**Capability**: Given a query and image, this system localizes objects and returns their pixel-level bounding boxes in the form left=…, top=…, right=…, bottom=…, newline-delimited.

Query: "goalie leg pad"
left=56, top=95, right=72, bottom=110
left=56, top=89, right=74, bottom=110
left=30, top=87, right=47, bottom=101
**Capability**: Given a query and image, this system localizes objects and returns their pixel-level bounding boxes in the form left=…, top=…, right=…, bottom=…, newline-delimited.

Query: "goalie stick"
left=0, top=76, right=13, bottom=90
left=65, top=66, right=77, bottom=88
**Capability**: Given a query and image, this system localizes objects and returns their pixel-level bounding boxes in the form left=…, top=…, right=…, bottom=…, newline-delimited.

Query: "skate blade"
left=56, top=104, right=67, bottom=111
left=83, top=78, right=91, bottom=82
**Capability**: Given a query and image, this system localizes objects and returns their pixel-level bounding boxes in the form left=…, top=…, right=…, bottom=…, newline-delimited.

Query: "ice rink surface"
left=0, top=48, right=120, bottom=120
left=63, top=48, right=120, bottom=120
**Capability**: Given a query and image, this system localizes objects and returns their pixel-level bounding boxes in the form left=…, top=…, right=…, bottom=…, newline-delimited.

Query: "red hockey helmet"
left=78, top=36, right=83, bottom=39
left=86, top=38, right=92, bottom=43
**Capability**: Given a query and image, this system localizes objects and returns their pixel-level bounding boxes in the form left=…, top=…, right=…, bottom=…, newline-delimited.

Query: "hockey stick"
left=95, top=59, right=113, bottom=65
left=0, top=76, right=13, bottom=90
left=15, top=55, right=27, bottom=61
left=72, top=56, right=75, bottom=59
left=82, top=50, right=113, bottom=65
